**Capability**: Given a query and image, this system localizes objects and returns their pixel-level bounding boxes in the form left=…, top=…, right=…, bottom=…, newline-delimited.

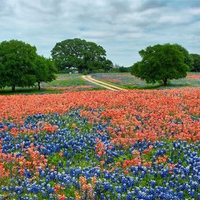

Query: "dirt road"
left=82, top=75, right=127, bottom=91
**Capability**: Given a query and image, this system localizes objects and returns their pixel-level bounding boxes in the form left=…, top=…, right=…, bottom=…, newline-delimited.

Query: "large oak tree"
left=0, top=39, right=57, bottom=92
left=51, top=38, right=112, bottom=73
left=35, top=56, right=57, bottom=90
left=0, top=40, right=37, bottom=91
left=131, top=44, right=190, bottom=86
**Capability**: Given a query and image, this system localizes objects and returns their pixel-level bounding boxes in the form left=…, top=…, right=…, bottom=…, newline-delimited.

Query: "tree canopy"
left=173, top=44, right=194, bottom=70
left=0, top=40, right=37, bottom=91
left=35, top=56, right=57, bottom=90
left=190, top=54, right=200, bottom=72
left=51, top=38, right=113, bottom=73
left=0, top=39, right=57, bottom=91
left=131, top=43, right=190, bottom=86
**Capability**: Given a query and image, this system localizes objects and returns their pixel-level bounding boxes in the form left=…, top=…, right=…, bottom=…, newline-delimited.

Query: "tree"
left=119, top=66, right=131, bottom=73
left=0, top=62, right=5, bottom=89
left=102, top=59, right=113, bottom=72
left=51, top=38, right=112, bottom=73
left=190, top=54, right=200, bottom=72
left=35, top=56, right=57, bottom=90
left=0, top=39, right=37, bottom=91
left=131, top=44, right=190, bottom=86
left=45, top=59, right=58, bottom=82
left=173, top=44, right=194, bottom=70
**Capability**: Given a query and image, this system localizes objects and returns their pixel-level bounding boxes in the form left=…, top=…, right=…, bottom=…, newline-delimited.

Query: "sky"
left=0, top=0, right=199, bottom=67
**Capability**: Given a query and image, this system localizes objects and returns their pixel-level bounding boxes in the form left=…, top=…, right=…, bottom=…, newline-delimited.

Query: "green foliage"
left=51, top=38, right=113, bottom=73
left=0, top=39, right=38, bottom=91
left=0, top=39, right=58, bottom=92
left=118, top=66, right=131, bottom=73
left=173, top=44, right=194, bottom=70
left=35, top=56, right=57, bottom=90
left=190, top=53, right=200, bottom=72
left=131, top=43, right=190, bottom=86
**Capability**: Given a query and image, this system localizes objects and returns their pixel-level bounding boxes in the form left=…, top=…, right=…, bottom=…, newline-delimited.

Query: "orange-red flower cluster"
left=95, top=138, right=106, bottom=157
left=187, top=75, right=200, bottom=79
left=0, top=142, right=48, bottom=178
left=75, top=176, right=96, bottom=200
left=0, top=89, right=200, bottom=144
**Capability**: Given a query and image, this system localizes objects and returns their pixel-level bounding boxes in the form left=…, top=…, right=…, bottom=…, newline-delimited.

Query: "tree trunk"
left=38, top=82, right=41, bottom=90
left=163, top=78, right=167, bottom=86
left=12, top=85, right=15, bottom=92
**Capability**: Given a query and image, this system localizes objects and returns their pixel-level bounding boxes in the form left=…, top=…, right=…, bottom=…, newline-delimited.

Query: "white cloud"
left=0, top=0, right=199, bottom=66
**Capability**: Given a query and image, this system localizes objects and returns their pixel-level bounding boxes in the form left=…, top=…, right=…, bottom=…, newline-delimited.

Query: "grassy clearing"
left=0, top=87, right=58, bottom=95
left=41, top=74, right=87, bottom=87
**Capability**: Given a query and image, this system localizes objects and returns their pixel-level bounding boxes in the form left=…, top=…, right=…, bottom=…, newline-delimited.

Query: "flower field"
left=0, top=89, right=200, bottom=199
left=92, top=73, right=200, bottom=89
left=92, top=73, right=147, bottom=88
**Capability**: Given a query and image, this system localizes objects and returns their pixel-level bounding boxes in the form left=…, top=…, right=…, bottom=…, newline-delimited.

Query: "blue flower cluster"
left=0, top=110, right=199, bottom=199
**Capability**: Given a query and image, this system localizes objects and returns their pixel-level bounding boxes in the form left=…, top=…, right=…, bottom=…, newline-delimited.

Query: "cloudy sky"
left=0, top=0, right=199, bottom=67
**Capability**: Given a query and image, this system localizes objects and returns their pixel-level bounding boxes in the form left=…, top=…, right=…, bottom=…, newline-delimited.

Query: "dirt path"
left=82, top=75, right=127, bottom=91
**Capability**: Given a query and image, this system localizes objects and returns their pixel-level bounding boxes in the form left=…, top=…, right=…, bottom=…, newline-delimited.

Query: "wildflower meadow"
left=0, top=89, right=200, bottom=199
left=92, top=73, right=200, bottom=89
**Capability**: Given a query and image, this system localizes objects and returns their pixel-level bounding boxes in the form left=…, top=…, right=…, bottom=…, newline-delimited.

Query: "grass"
left=0, top=74, right=103, bottom=95
left=0, top=87, right=59, bottom=95
left=41, top=74, right=87, bottom=87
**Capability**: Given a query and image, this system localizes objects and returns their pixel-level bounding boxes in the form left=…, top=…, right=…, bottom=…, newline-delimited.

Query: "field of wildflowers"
left=0, top=89, right=200, bottom=199
left=92, top=73, right=200, bottom=89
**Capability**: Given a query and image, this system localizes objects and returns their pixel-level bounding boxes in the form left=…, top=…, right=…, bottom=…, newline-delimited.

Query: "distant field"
left=0, top=72, right=200, bottom=94
left=92, top=72, right=200, bottom=89
left=41, top=74, right=103, bottom=91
